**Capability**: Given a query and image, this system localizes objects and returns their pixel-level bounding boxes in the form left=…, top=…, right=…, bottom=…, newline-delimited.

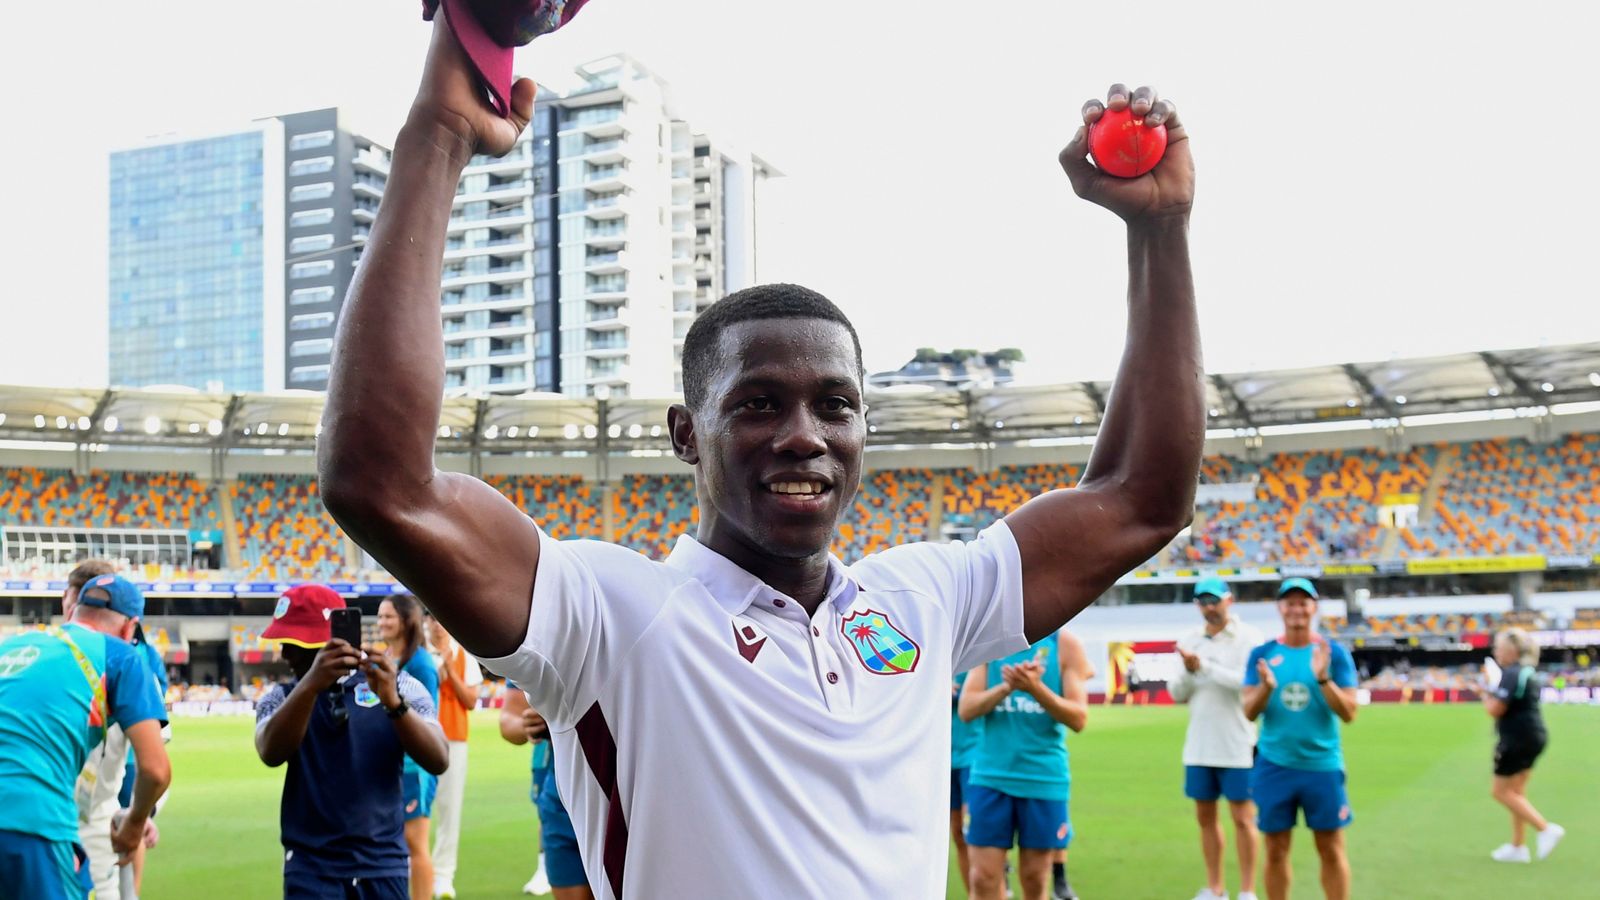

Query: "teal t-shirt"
left=969, top=634, right=1070, bottom=801
left=951, top=671, right=981, bottom=769
left=0, top=624, right=167, bottom=842
left=1243, top=639, right=1357, bottom=771
left=125, top=638, right=170, bottom=766
left=400, top=648, right=440, bottom=777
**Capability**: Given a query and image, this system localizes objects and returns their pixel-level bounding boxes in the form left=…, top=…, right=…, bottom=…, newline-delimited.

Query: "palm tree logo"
left=841, top=610, right=920, bottom=675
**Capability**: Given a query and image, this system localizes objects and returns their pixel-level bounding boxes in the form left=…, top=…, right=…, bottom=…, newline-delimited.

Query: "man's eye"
left=820, top=397, right=853, bottom=412
left=743, top=397, right=777, bottom=411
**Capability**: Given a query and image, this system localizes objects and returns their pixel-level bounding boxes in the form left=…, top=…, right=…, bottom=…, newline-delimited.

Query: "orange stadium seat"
left=483, top=474, right=603, bottom=541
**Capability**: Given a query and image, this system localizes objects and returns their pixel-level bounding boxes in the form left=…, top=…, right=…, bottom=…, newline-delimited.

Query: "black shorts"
left=1494, top=734, right=1547, bottom=777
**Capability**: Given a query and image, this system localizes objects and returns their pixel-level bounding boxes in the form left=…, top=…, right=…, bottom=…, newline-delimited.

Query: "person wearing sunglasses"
left=254, top=585, right=448, bottom=900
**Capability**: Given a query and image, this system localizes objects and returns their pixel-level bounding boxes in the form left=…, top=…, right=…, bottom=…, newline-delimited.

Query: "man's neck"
left=696, top=522, right=833, bottom=615
left=1204, top=617, right=1228, bottom=637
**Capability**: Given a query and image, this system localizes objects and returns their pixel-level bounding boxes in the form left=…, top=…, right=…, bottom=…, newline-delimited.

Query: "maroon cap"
left=423, top=0, right=595, bottom=117
left=262, top=584, right=346, bottom=649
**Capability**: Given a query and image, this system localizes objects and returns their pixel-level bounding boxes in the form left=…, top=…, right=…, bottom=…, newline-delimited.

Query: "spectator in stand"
left=1484, top=629, right=1564, bottom=863
left=255, top=585, right=448, bottom=900
left=0, top=573, right=170, bottom=899
left=1170, top=577, right=1262, bottom=900
left=378, top=595, right=442, bottom=900
left=426, top=615, right=482, bottom=899
left=499, top=684, right=591, bottom=900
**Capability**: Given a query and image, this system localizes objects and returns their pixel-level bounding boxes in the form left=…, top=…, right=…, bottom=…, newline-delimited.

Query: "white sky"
left=2, top=0, right=1596, bottom=389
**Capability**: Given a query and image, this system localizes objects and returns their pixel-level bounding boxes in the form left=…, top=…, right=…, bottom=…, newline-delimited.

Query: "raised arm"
left=318, top=17, right=542, bottom=659
left=498, top=685, right=551, bottom=746
left=1009, top=84, right=1202, bottom=642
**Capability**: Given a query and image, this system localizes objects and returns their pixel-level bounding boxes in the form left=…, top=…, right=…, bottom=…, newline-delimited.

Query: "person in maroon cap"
left=254, top=585, right=449, bottom=900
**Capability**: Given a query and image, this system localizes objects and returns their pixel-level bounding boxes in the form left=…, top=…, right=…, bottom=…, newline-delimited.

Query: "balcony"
left=352, top=173, right=386, bottom=199
left=352, top=199, right=379, bottom=222
left=440, top=262, right=528, bottom=287
left=585, top=250, right=627, bottom=275
left=460, top=179, right=532, bottom=201
left=586, top=309, right=626, bottom=327
left=449, top=205, right=530, bottom=230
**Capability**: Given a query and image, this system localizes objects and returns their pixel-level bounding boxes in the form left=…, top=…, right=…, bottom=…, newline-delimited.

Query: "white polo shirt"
left=481, top=520, right=1028, bottom=899
left=1169, top=616, right=1263, bottom=769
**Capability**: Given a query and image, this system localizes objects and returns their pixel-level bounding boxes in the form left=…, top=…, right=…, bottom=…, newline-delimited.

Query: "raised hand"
left=362, top=646, right=402, bottom=709
left=1059, top=84, right=1193, bottom=222
left=1312, top=642, right=1332, bottom=681
left=1178, top=648, right=1201, bottom=673
left=1256, top=657, right=1277, bottom=690
left=304, top=639, right=362, bottom=693
left=522, top=706, right=549, bottom=742
left=411, top=14, right=536, bottom=159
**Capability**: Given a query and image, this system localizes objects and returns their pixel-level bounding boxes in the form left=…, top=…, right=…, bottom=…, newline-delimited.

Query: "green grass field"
left=143, top=705, right=1597, bottom=899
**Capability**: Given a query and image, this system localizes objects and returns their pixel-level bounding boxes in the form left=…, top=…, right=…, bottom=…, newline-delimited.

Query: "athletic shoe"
left=1052, top=880, right=1078, bottom=899
left=434, top=881, right=456, bottom=899
left=1190, top=890, right=1226, bottom=900
left=1490, top=843, right=1531, bottom=863
left=1238, top=892, right=1259, bottom=900
left=1536, top=823, right=1565, bottom=860
left=523, top=866, right=552, bottom=896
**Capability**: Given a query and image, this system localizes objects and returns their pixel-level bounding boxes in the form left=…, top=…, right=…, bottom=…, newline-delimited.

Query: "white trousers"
left=79, top=812, right=127, bottom=900
left=431, top=740, right=470, bottom=885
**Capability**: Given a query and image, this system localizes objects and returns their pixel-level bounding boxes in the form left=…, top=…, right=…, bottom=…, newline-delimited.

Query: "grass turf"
left=142, top=704, right=1597, bottom=898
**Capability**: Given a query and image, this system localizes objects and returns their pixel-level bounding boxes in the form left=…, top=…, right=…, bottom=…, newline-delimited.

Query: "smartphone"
left=329, top=607, right=363, bottom=649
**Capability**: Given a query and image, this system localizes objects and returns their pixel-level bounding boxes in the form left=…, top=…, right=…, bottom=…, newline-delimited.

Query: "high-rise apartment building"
left=442, top=55, right=775, bottom=399
left=109, top=109, right=387, bottom=392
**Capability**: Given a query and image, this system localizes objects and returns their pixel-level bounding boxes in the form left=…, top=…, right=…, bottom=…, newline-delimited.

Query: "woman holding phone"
left=1484, top=628, right=1564, bottom=863
left=380, top=594, right=443, bottom=900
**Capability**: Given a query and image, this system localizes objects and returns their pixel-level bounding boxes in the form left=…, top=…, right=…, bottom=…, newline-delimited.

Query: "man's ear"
left=122, top=619, right=139, bottom=643
left=667, top=404, right=698, bottom=465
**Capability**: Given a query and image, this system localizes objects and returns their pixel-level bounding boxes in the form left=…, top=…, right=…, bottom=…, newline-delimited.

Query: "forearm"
left=441, top=665, right=475, bottom=708
left=319, top=118, right=470, bottom=514
left=1079, top=217, right=1202, bottom=537
left=1032, top=688, right=1089, bottom=732
left=124, top=765, right=169, bottom=823
left=1168, top=671, right=1195, bottom=702
left=1200, top=661, right=1246, bottom=691
left=958, top=685, right=1013, bottom=722
left=255, top=682, right=320, bottom=766
left=394, top=716, right=451, bottom=774
left=499, top=713, right=530, bottom=745
left=1322, top=683, right=1358, bottom=722
left=1242, top=684, right=1271, bottom=721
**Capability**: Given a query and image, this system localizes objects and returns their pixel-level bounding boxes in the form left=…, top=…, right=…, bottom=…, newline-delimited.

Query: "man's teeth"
left=769, top=482, right=823, bottom=495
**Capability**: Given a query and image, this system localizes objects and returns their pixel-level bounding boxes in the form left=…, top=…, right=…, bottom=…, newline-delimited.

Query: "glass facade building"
left=109, top=125, right=282, bottom=391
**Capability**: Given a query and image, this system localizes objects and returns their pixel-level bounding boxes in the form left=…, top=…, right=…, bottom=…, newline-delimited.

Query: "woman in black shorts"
left=1483, top=628, right=1564, bottom=863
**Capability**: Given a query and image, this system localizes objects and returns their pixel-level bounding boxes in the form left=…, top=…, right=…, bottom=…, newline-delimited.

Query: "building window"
left=290, top=131, right=336, bottom=151
left=290, top=312, right=336, bottom=331
left=290, top=181, right=335, bottom=202
left=290, top=286, right=336, bottom=306
left=289, top=156, right=335, bottom=176
left=290, top=208, right=334, bottom=228
left=289, top=364, right=331, bottom=383
left=289, top=233, right=336, bottom=254
left=290, top=338, right=334, bottom=357
left=290, top=260, right=335, bottom=279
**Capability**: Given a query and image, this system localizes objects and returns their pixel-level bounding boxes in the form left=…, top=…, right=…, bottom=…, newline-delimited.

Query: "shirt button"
left=773, top=598, right=786, bottom=608
left=812, top=626, right=821, bottom=636
left=827, top=672, right=839, bottom=684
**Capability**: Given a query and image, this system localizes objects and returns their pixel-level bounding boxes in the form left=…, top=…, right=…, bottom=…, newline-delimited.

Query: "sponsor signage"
left=1405, top=555, right=1546, bottom=575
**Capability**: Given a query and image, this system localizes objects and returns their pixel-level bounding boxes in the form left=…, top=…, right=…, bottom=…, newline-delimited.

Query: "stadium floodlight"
left=484, top=425, right=500, bottom=439
left=608, top=424, right=621, bottom=439
left=76, top=416, right=90, bottom=430
left=583, top=424, right=599, bottom=439
left=950, top=420, right=961, bottom=430
left=505, top=426, right=519, bottom=438
left=56, top=416, right=68, bottom=429
left=994, top=420, right=1005, bottom=429
left=1541, top=382, right=1555, bottom=393
left=0, top=413, right=5, bottom=427
left=868, top=424, right=878, bottom=433
left=188, top=423, right=201, bottom=434
left=594, top=384, right=612, bottom=402
left=527, top=425, right=539, bottom=438
left=278, top=423, right=290, bottom=436
left=143, top=416, right=161, bottom=435
left=437, top=425, right=452, bottom=438
left=1074, top=416, right=1084, bottom=425
left=1345, top=398, right=1359, bottom=408
left=1208, top=408, right=1220, bottom=417
left=34, top=414, right=45, bottom=428
left=627, top=424, right=642, bottom=438
left=649, top=425, right=661, bottom=437
left=1488, top=387, right=1501, bottom=397
left=206, top=419, right=223, bottom=436
left=563, top=424, right=580, bottom=440
left=105, top=416, right=119, bottom=432
left=1395, top=395, right=1407, bottom=405
left=1590, top=372, right=1600, bottom=387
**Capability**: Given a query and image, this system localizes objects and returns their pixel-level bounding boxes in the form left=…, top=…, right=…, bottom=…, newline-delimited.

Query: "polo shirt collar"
left=667, top=534, right=859, bottom=615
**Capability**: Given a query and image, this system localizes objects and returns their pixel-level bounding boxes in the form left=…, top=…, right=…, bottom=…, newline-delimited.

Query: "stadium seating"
left=231, top=474, right=346, bottom=581
left=610, top=473, right=696, bottom=558
left=483, top=474, right=604, bottom=541
left=0, top=467, right=223, bottom=535
left=1415, top=435, right=1600, bottom=556
left=1322, top=610, right=1547, bottom=636
left=834, top=469, right=935, bottom=561
left=942, top=463, right=1084, bottom=533
left=1572, top=608, right=1600, bottom=629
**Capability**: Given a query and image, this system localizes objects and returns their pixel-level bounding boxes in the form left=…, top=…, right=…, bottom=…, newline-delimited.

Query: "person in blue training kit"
left=959, top=630, right=1091, bottom=900
left=0, top=573, right=172, bottom=900
left=1242, top=578, right=1358, bottom=900
left=378, top=595, right=440, bottom=900
left=499, top=684, right=592, bottom=900
left=949, top=671, right=981, bottom=896
left=255, top=585, right=448, bottom=900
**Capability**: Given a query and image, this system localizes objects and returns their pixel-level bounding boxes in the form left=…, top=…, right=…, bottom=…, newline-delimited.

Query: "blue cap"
left=76, top=573, right=146, bottom=620
left=1277, top=577, right=1319, bottom=600
left=1193, top=576, right=1230, bottom=601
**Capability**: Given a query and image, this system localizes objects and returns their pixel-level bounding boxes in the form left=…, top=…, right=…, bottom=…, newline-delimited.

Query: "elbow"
left=143, top=757, right=173, bottom=793
left=1068, top=715, right=1087, bottom=734
left=423, top=747, right=451, bottom=776
left=957, top=706, right=980, bottom=724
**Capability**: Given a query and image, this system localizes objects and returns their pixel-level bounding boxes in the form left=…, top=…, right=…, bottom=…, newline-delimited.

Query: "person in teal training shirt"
left=1242, top=578, right=1359, bottom=900
left=380, top=595, right=442, bottom=900
left=949, top=670, right=982, bottom=895
left=959, top=631, right=1091, bottom=900
left=0, top=574, right=171, bottom=900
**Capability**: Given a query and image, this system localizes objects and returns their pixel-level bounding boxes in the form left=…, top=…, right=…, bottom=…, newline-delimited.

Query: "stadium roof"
left=2, top=342, right=1597, bottom=454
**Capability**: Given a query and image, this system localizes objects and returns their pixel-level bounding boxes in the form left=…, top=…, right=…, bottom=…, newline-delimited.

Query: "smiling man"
left=318, top=16, right=1202, bottom=899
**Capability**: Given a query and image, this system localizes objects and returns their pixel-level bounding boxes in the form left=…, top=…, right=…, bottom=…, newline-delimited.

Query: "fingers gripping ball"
left=1089, top=107, right=1167, bottom=178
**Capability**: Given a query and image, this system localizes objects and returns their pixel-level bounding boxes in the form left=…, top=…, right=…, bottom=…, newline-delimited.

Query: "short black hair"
left=680, top=283, right=864, bottom=409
